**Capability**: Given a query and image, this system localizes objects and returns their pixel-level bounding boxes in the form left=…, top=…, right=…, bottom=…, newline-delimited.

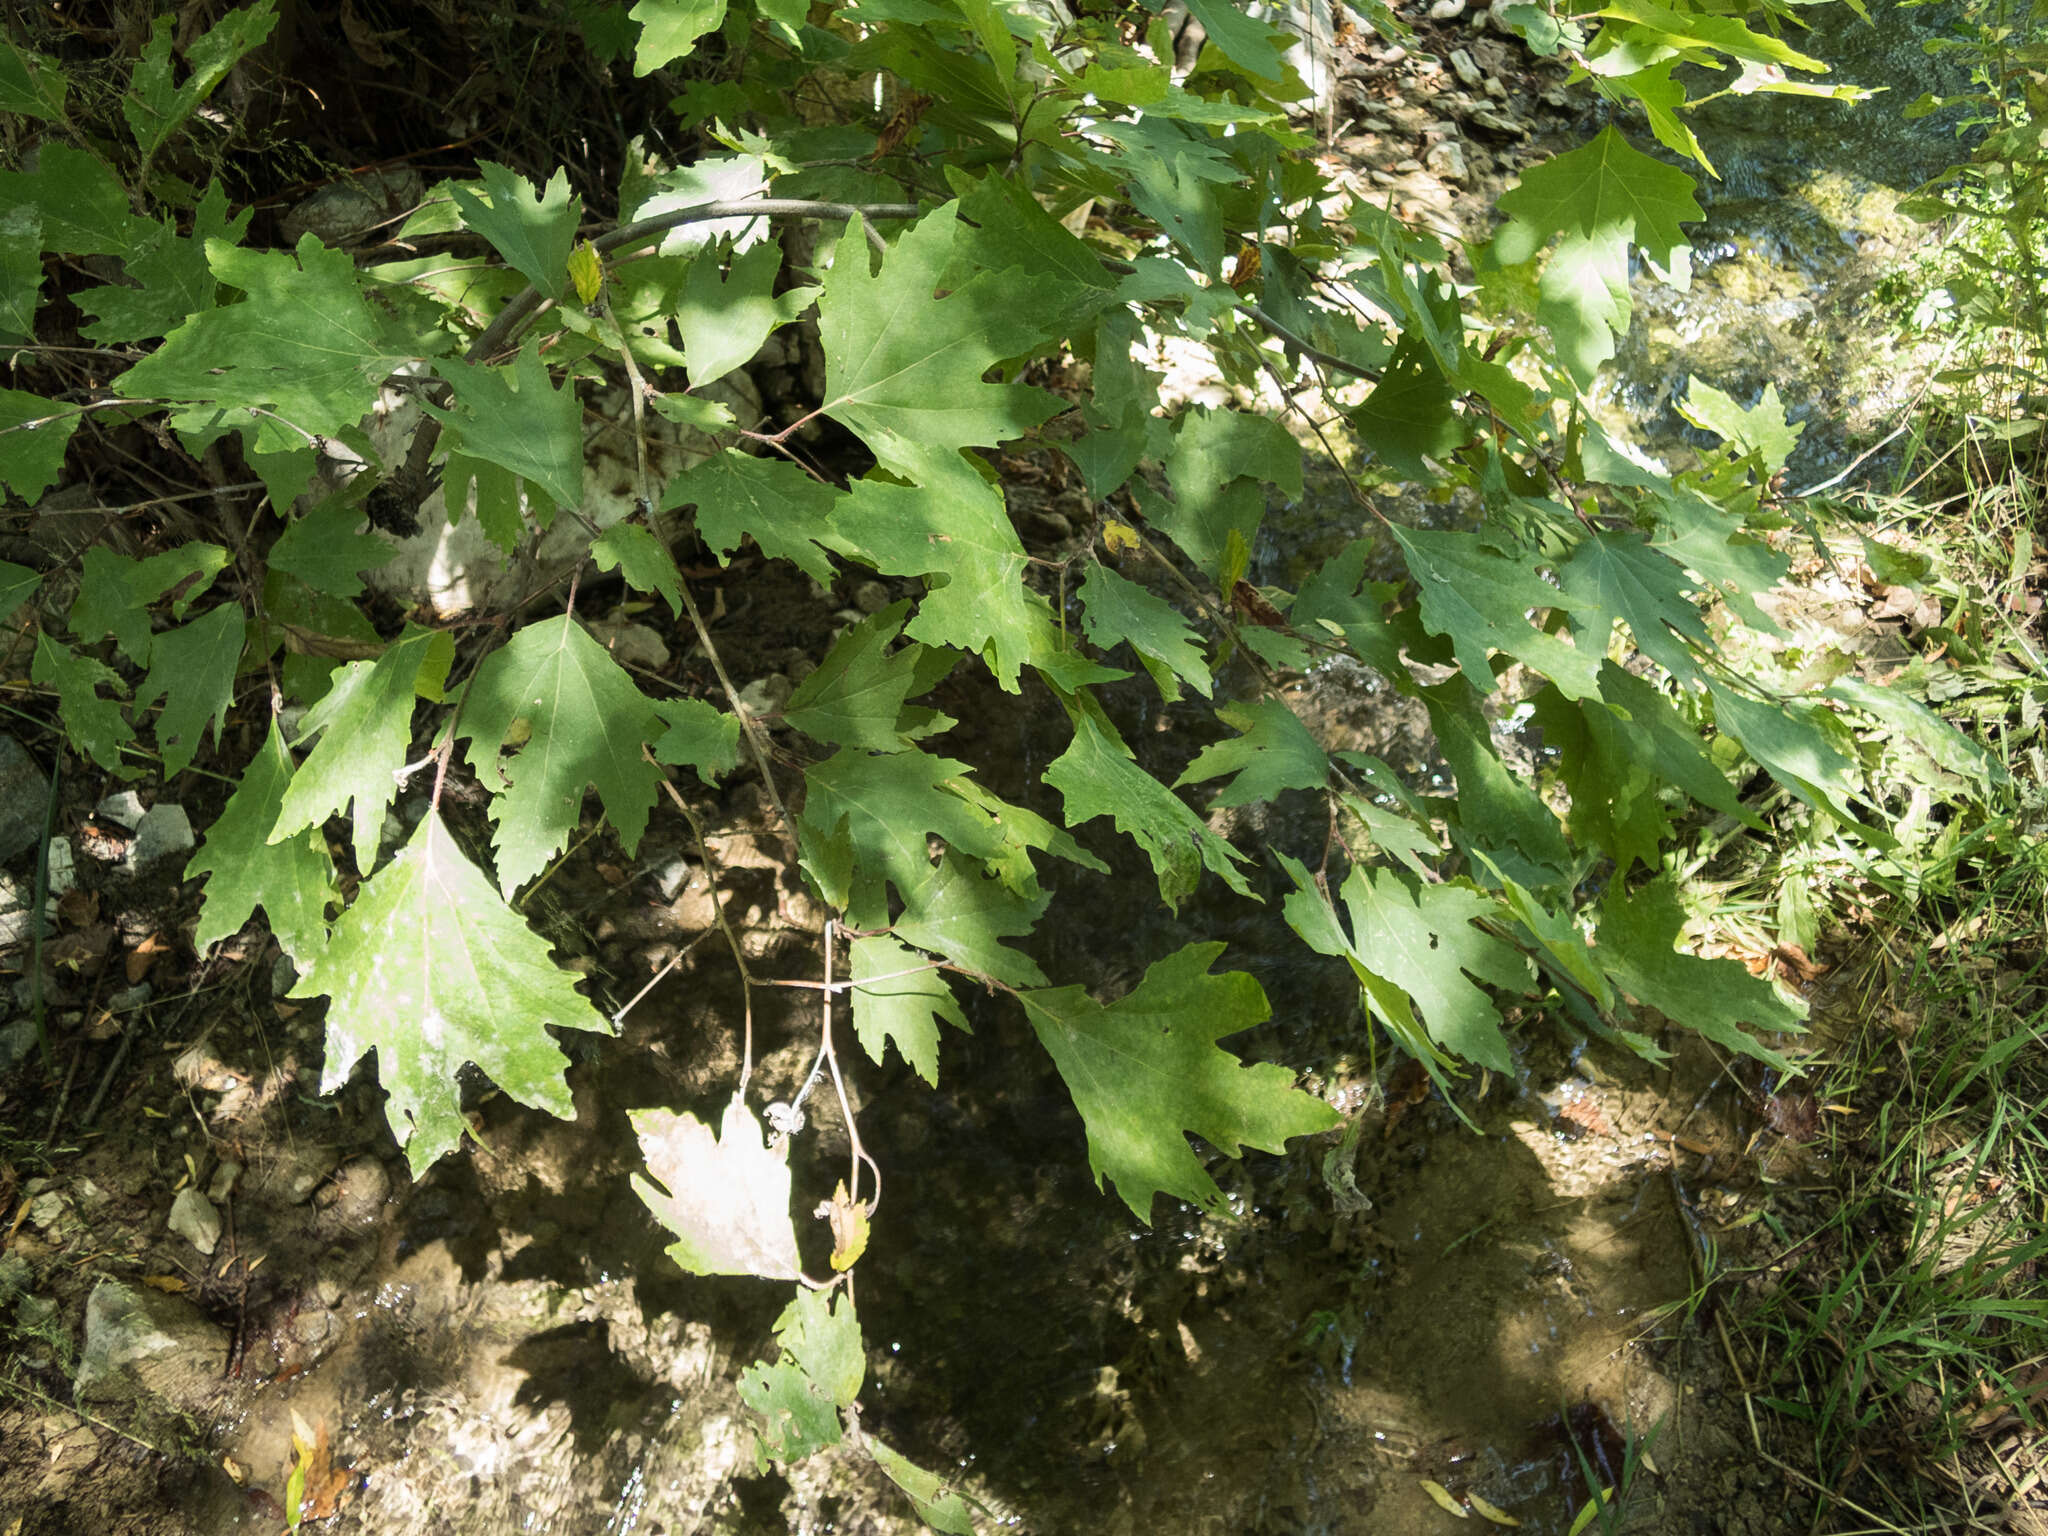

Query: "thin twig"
left=646, top=751, right=759, bottom=1090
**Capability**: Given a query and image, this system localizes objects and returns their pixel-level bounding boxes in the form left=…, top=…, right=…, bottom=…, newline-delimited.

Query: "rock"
left=279, top=169, right=425, bottom=248
left=1424, top=139, right=1469, bottom=182
left=314, top=1272, right=345, bottom=1308
left=652, top=856, right=695, bottom=902
left=1448, top=47, right=1483, bottom=89
left=0, top=1018, right=37, bottom=1073
left=74, top=1279, right=228, bottom=1406
left=851, top=580, right=891, bottom=615
left=253, top=1142, right=343, bottom=1205
left=736, top=673, right=793, bottom=722
left=0, top=737, right=51, bottom=864
left=96, top=791, right=148, bottom=830
left=206, top=1160, right=242, bottom=1204
left=169, top=1187, right=222, bottom=1256
left=1466, top=105, right=1527, bottom=137
left=316, top=1155, right=391, bottom=1228
left=126, top=803, right=194, bottom=871
left=45, top=836, right=73, bottom=895
left=584, top=615, right=670, bottom=671
left=28, top=1191, right=68, bottom=1230
left=1427, top=0, right=1465, bottom=18
left=271, top=952, right=298, bottom=998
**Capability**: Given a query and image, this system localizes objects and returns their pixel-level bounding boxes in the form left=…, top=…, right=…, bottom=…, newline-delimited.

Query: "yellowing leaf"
left=1101, top=520, right=1141, bottom=555
left=290, top=810, right=613, bottom=1173
left=1467, top=1490, right=1522, bottom=1526
left=568, top=239, right=602, bottom=304
left=630, top=1096, right=802, bottom=1280
left=1420, top=1478, right=1469, bottom=1517
left=822, top=1180, right=869, bottom=1271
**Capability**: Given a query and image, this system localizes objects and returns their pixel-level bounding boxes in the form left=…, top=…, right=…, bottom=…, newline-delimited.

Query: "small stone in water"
left=1427, top=0, right=1465, bottom=18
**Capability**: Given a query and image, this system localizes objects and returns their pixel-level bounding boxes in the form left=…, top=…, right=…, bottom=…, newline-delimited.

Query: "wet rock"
left=1427, top=0, right=1465, bottom=17
left=170, top=1188, right=222, bottom=1256
left=0, top=1018, right=37, bottom=1073
left=126, top=803, right=194, bottom=871
left=279, top=169, right=424, bottom=248
left=851, top=580, right=891, bottom=614
left=291, top=1308, right=333, bottom=1346
left=316, top=1155, right=391, bottom=1228
left=0, top=736, right=50, bottom=863
left=74, top=1279, right=228, bottom=1406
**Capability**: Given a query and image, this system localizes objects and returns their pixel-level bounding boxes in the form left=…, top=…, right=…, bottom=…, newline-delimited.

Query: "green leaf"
left=850, top=932, right=969, bottom=1084
left=0, top=39, right=68, bottom=121
left=653, top=697, right=743, bottom=781
left=1594, top=875, right=1801, bottom=1069
left=113, top=235, right=438, bottom=451
left=449, top=162, right=581, bottom=301
left=1559, top=530, right=1714, bottom=685
left=738, top=1288, right=864, bottom=1464
left=0, top=206, right=41, bottom=343
left=663, top=448, right=840, bottom=585
left=783, top=601, right=931, bottom=751
left=1292, top=541, right=1404, bottom=676
left=1677, top=378, right=1804, bottom=475
left=1176, top=699, right=1328, bottom=807
left=1492, top=127, right=1701, bottom=384
left=1392, top=526, right=1599, bottom=699
left=1180, top=0, right=1294, bottom=79
left=187, top=719, right=339, bottom=963
left=1043, top=690, right=1252, bottom=912
left=817, top=206, right=1063, bottom=470
left=1710, top=683, right=1880, bottom=837
left=290, top=810, right=614, bottom=1172
left=123, top=2, right=278, bottom=164
left=629, top=1095, right=803, bottom=1279
left=591, top=522, right=683, bottom=616
left=1422, top=678, right=1573, bottom=885
left=69, top=544, right=230, bottom=666
left=630, top=0, right=729, bottom=74
left=1284, top=856, right=1531, bottom=1073
left=1018, top=942, right=1340, bottom=1222
left=869, top=1437, right=978, bottom=1536
left=1827, top=675, right=2007, bottom=787
left=1530, top=665, right=1762, bottom=874
left=675, top=240, right=818, bottom=384
left=0, top=560, right=39, bottom=616
left=31, top=634, right=132, bottom=772
left=1649, top=491, right=1788, bottom=634
left=272, top=627, right=455, bottom=874
left=423, top=341, right=585, bottom=535
left=0, top=144, right=150, bottom=257
left=1349, top=335, right=1469, bottom=480
left=135, top=604, right=244, bottom=779
left=0, top=389, right=78, bottom=501
left=457, top=615, right=669, bottom=896
left=1154, top=407, right=1303, bottom=577
left=78, top=183, right=252, bottom=344
left=1078, top=561, right=1211, bottom=703
left=831, top=445, right=1044, bottom=691
left=269, top=496, right=398, bottom=599
left=892, top=849, right=1050, bottom=987
left=797, top=745, right=1010, bottom=920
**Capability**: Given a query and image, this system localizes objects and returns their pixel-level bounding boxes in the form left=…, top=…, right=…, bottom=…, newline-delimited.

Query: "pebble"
left=1449, top=48, right=1484, bottom=89
left=126, top=803, right=194, bottom=871
left=1425, top=140, right=1470, bottom=182
left=851, top=580, right=891, bottom=614
left=74, top=1279, right=227, bottom=1406
left=169, top=1187, right=222, bottom=1256
left=207, top=1160, right=242, bottom=1204
left=1427, top=0, right=1465, bottom=17
left=736, top=673, right=792, bottom=721
left=96, top=791, right=148, bottom=831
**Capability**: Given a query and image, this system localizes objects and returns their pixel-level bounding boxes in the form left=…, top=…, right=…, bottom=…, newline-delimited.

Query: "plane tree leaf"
left=272, top=627, right=455, bottom=875
left=123, top=2, right=278, bottom=165
left=1559, top=530, right=1716, bottom=685
left=1595, top=874, right=1802, bottom=1069
left=1044, top=691, right=1252, bottom=912
left=738, top=1287, right=864, bottom=1464
left=782, top=602, right=930, bottom=750
left=653, top=697, right=743, bottom=781
left=1392, top=526, right=1599, bottom=699
left=591, top=521, right=684, bottom=616
left=68, top=544, right=229, bottom=667
left=891, top=849, right=1050, bottom=987
left=868, top=1437, right=977, bottom=1536
left=423, top=341, right=585, bottom=538
left=31, top=634, right=133, bottom=772
left=289, top=809, right=614, bottom=1173
left=849, top=933, right=969, bottom=1085
left=675, top=240, right=819, bottom=384
left=187, top=718, right=338, bottom=964
left=457, top=615, right=668, bottom=896
left=1678, top=377, right=1804, bottom=474
left=135, top=603, right=245, bottom=779
left=449, top=161, right=580, bottom=301
left=797, top=745, right=1009, bottom=921
left=1176, top=698, right=1329, bottom=808
left=1078, top=561, right=1211, bottom=702
left=0, top=390, right=77, bottom=502
left=816, top=206, right=1064, bottom=470
left=1017, top=942, right=1340, bottom=1222
left=630, top=1095, right=802, bottom=1280
left=663, top=449, right=841, bottom=586
left=113, top=235, right=439, bottom=452
left=630, top=0, right=729, bottom=74
left=269, top=496, right=396, bottom=600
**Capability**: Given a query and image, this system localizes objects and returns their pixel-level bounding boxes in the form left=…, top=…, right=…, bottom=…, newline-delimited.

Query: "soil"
left=0, top=4, right=2001, bottom=1536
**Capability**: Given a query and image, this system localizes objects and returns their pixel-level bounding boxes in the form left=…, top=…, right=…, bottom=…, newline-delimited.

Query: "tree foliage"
left=0, top=0, right=1920, bottom=1519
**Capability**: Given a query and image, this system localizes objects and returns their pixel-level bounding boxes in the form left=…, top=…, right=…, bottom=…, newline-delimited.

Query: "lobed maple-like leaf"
left=0, top=143, right=151, bottom=257
left=187, top=718, right=338, bottom=963
left=76, top=182, right=250, bottom=345
left=1595, top=875, right=1801, bottom=1068
left=114, top=235, right=441, bottom=453
left=1078, top=562, right=1211, bottom=702
left=1155, top=407, right=1304, bottom=577
left=652, top=697, right=742, bottom=782
left=1423, top=677, right=1573, bottom=885
left=816, top=205, right=1063, bottom=472
left=797, top=745, right=1008, bottom=921
left=123, top=3, right=278, bottom=165
left=868, top=1437, right=977, bottom=1536
left=0, top=206, right=38, bottom=343
left=738, top=1287, right=865, bottom=1463
left=891, top=849, right=1050, bottom=987
left=449, top=162, right=580, bottom=301
left=591, top=522, right=684, bottom=616
left=268, top=496, right=398, bottom=600
left=630, top=0, right=728, bottom=74
left=1677, top=377, right=1804, bottom=476
left=0, top=389, right=79, bottom=502
left=1018, top=942, right=1340, bottom=1222
left=1393, top=526, right=1600, bottom=700
left=424, top=341, right=584, bottom=544
left=1044, top=691, right=1251, bottom=911
left=134, top=604, right=244, bottom=779
left=663, top=449, right=841, bottom=586
left=31, top=634, right=132, bottom=772
left=1560, top=530, right=1716, bottom=686
left=291, top=810, right=613, bottom=1172
left=457, top=615, right=668, bottom=896
left=630, top=1096, right=802, bottom=1279
left=68, top=544, right=229, bottom=667
left=849, top=933, right=969, bottom=1085
left=782, top=602, right=933, bottom=752
left=1176, top=699, right=1329, bottom=808
left=674, top=240, right=818, bottom=385
left=272, top=628, right=454, bottom=875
